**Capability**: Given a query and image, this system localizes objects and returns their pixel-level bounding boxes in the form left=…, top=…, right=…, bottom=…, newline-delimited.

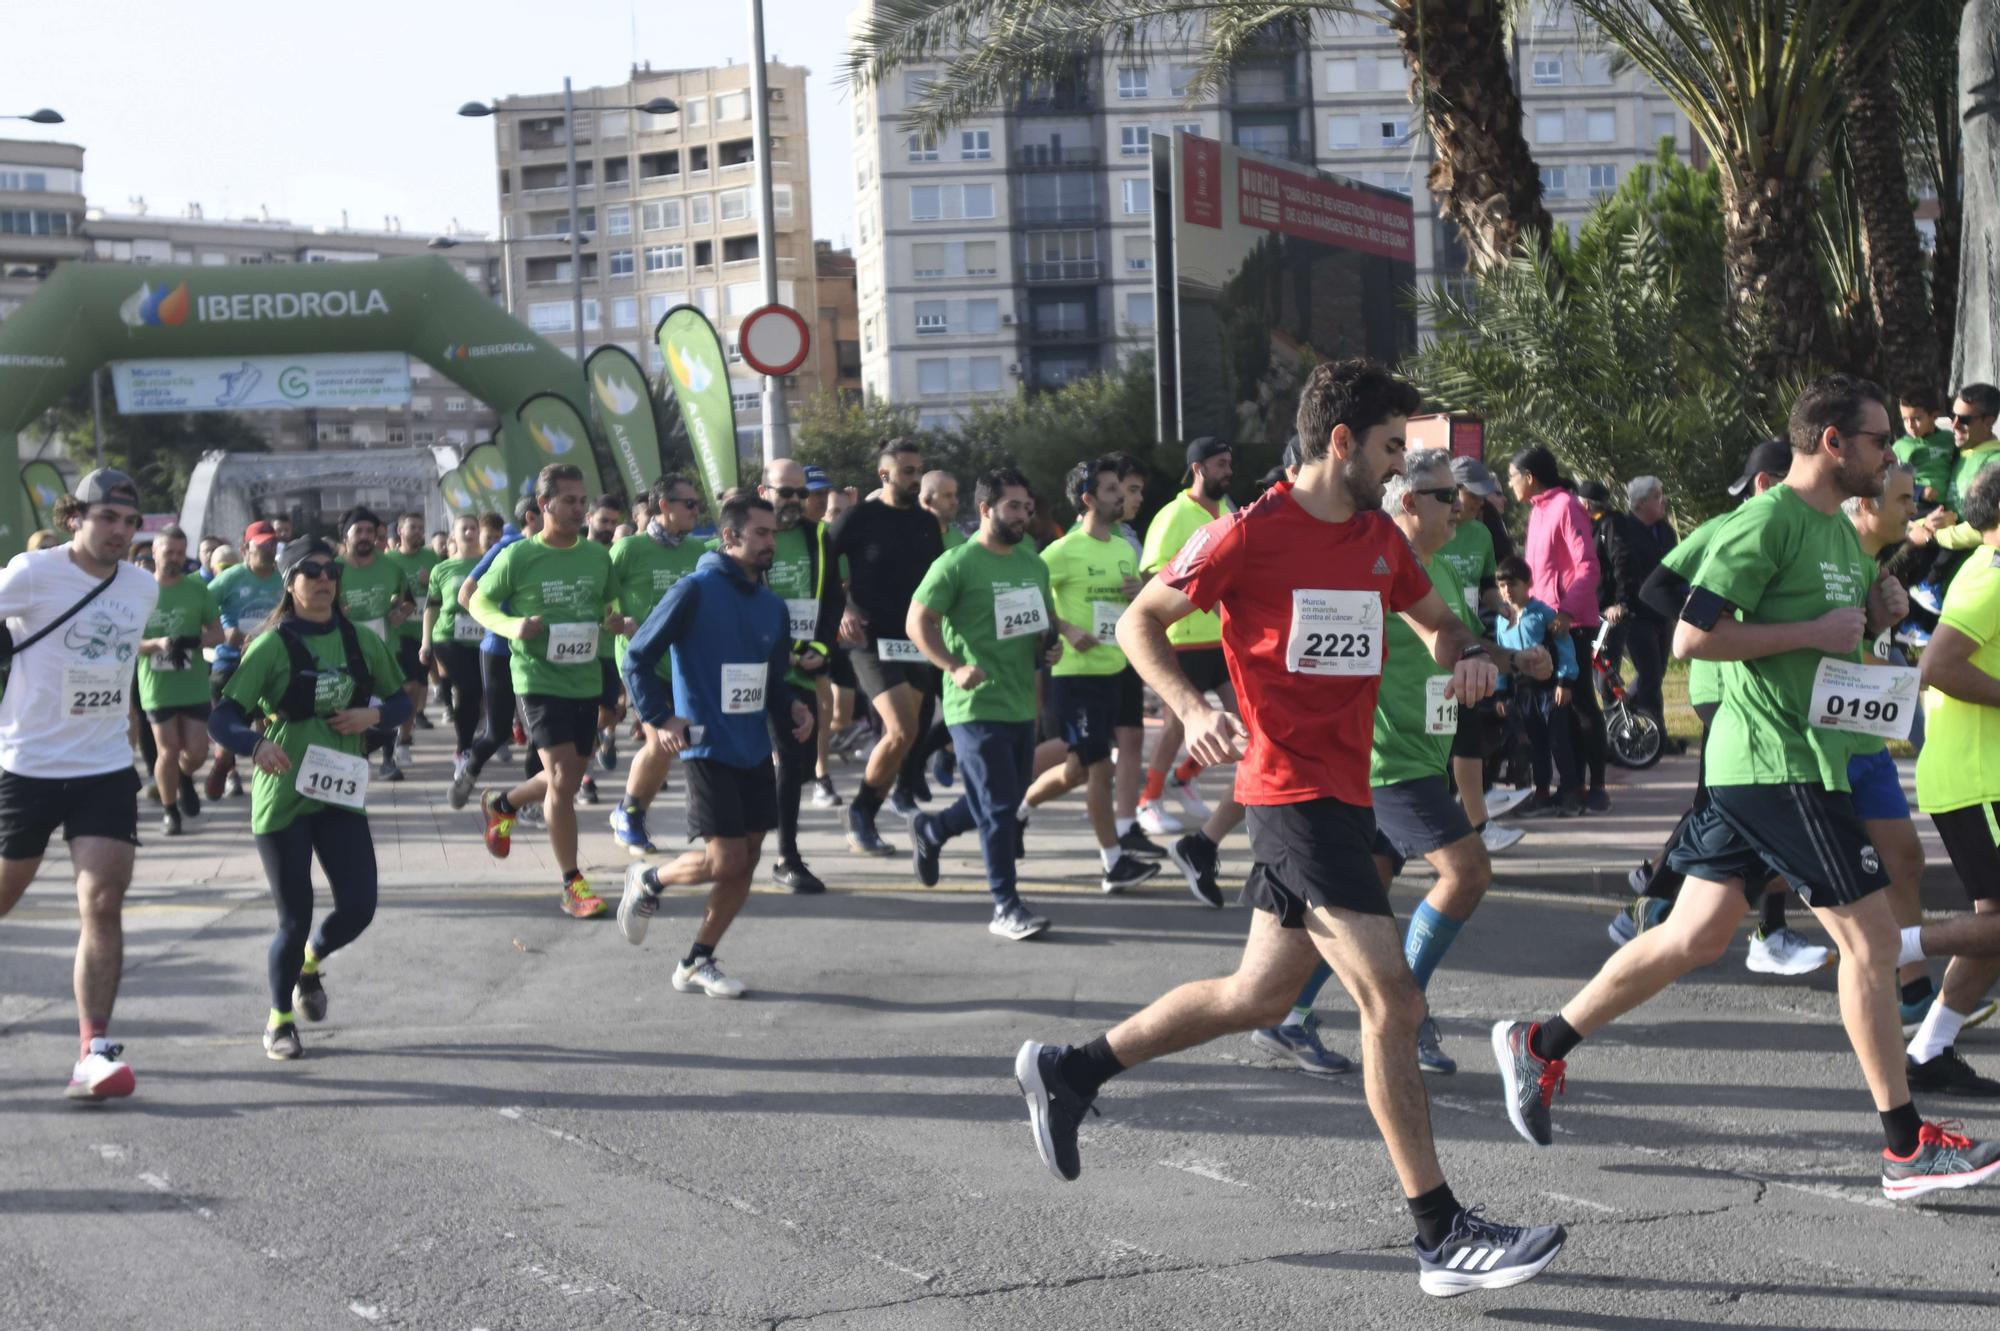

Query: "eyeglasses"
left=1417, top=487, right=1458, bottom=505
left=769, top=486, right=810, bottom=500
left=293, top=562, right=338, bottom=581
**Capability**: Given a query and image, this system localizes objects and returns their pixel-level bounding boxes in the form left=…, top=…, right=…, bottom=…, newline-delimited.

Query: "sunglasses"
left=292, top=561, right=339, bottom=582
left=1953, top=412, right=1992, bottom=424
left=769, top=486, right=810, bottom=500
left=1416, top=487, right=1458, bottom=504
left=662, top=496, right=702, bottom=509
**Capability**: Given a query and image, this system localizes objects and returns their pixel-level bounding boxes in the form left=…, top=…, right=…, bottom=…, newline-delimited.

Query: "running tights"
left=257, top=807, right=378, bottom=1013
left=468, top=650, right=516, bottom=778
left=434, top=641, right=485, bottom=754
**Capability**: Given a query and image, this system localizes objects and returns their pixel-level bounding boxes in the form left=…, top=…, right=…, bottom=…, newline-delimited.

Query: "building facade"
left=0, top=139, right=87, bottom=322
left=812, top=241, right=862, bottom=404
left=849, top=0, right=1690, bottom=427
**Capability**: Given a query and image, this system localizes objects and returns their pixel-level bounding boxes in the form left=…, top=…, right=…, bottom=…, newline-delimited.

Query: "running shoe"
left=846, top=806, right=895, bottom=857
left=1627, top=862, right=1652, bottom=896
left=910, top=813, right=941, bottom=887
left=610, top=801, right=657, bottom=856
left=1491, top=1020, right=1564, bottom=1147
left=1118, top=825, right=1166, bottom=859
left=1417, top=1015, right=1457, bottom=1075
left=1911, top=581, right=1946, bottom=617
left=1608, top=896, right=1670, bottom=947
left=1896, top=622, right=1933, bottom=651
left=519, top=801, right=545, bottom=828
left=1881, top=1121, right=2000, bottom=1199
left=395, top=740, right=414, bottom=768
left=810, top=777, right=843, bottom=809
left=1480, top=823, right=1525, bottom=853
left=293, top=972, right=328, bottom=1023
left=618, top=863, right=660, bottom=944
left=379, top=750, right=404, bottom=783
left=597, top=730, right=618, bottom=772
left=1249, top=1016, right=1352, bottom=1076
left=264, top=1023, right=303, bottom=1061
left=1908, top=1048, right=2000, bottom=1096
left=1013, top=1040, right=1097, bottom=1181
left=448, top=752, right=476, bottom=809
left=1555, top=789, right=1585, bottom=818
left=673, top=957, right=746, bottom=998
left=66, top=1042, right=135, bottom=1101
left=931, top=748, right=956, bottom=789
left=1513, top=791, right=1558, bottom=819
left=1169, top=832, right=1224, bottom=909
left=177, top=774, right=201, bottom=818
left=773, top=861, right=826, bottom=895
left=889, top=787, right=921, bottom=818
left=1745, top=926, right=1830, bottom=976
left=225, top=770, right=243, bottom=798
left=204, top=764, right=228, bottom=801
left=1483, top=786, right=1532, bottom=820
left=1173, top=774, right=1211, bottom=823
left=1584, top=786, right=1611, bottom=814
left=161, top=808, right=182, bottom=838
left=990, top=900, right=1051, bottom=941
left=578, top=776, right=600, bottom=806
left=1100, top=853, right=1160, bottom=894
left=1136, top=798, right=1183, bottom=835
left=1414, top=1206, right=1566, bottom=1298
left=412, top=711, right=433, bottom=730
left=561, top=874, right=608, bottom=919
left=481, top=790, right=515, bottom=858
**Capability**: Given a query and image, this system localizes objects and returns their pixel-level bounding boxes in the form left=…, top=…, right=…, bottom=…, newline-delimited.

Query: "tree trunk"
left=1843, top=42, right=1944, bottom=404
left=1934, top=185, right=1962, bottom=380
left=1721, top=162, right=1835, bottom=393
left=1390, top=0, right=1551, bottom=272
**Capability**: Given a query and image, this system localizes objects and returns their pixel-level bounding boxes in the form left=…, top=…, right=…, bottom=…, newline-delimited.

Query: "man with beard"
left=1012, top=362, right=1566, bottom=1296
left=907, top=469, right=1061, bottom=939
left=387, top=511, right=438, bottom=770
left=1494, top=375, right=2000, bottom=1202
left=333, top=508, right=416, bottom=783
left=205, top=522, right=284, bottom=800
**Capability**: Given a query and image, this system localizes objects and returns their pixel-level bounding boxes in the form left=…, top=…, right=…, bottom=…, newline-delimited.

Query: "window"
left=719, top=188, right=750, bottom=221
left=606, top=205, right=632, bottom=236
left=1124, top=235, right=1152, bottom=271
left=969, top=357, right=1003, bottom=393
left=915, top=301, right=949, bottom=335
left=640, top=105, right=677, bottom=133
left=1125, top=292, right=1155, bottom=329
left=965, top=240, right=998, bottom=276
left=1377, top=117, right=1409, bottom=147
left=1121, top=179, right=1150, bottom=215
left=1540, top=166, right=1568, bottom=198
left=908, top=133, right=940, bottom=163
left=726, top=281, right=763, bottom=316
left=643, top=198, right=682, bottom=231
left=528, top=302, right=571, bottom=333
left=910, top=185, right=942, bottom=221
left=1586, top=108, right=1616, bottom=142
left=612, top=296, right=638, bottom=328
left=967, top=299, right=1000, bottom=334
left=1326, top=59, right=1356, bottom=94
left=690, top=194, right=712, bottom=225
left=683, top=97, right=706, bottom=127
left=960, top=129, right=991, bottom=161
left=410, top=394, right=433, bottom=413
left=963, top=184, right=994, bottom=218
left=1652, top=112, right=1677, bottom=144
left=647, top=293, right=673, bottom=326
left=714, top=91, right=748, bottom=121
left=1118, top=66, right=1149, bottom=99
left=1170, top=64, right=1201, bottom=97
left=445, top=396, right=468, bottom=413
left=904, top=72, right=935, bottom=106
left=695, top=288, right=718, bottom=317
left=608, top=249, right=635, bottom=278
left=1532, top=54, right=1563, bottom=85
left=648, top=344, right=666, bottom=373
left=1121, top=126, right=1150, bottom=157
left=911, top=184, right=991, bottom=222
left=1588, top=163, right=1618, bottom=194
left=912, top=242, right=946, bottom=279
left=1535, top=110, right=1566, bottom=143
left=1177, top=122, right=1202, bottom=138
left=917, top=359, right=950, bottom=395
left=733, top=388, right=760, bottom=413
left=645, top=243, right=685, bottom=273
left=771, top=183, right=793, bottom=218
left=600, top=109, right=629, bottom=139
left=1327, top=115, right=1360, bottom=150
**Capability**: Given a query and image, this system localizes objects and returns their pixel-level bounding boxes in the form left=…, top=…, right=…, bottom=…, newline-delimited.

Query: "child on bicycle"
left=1494, top=556, right=1582, bottom=817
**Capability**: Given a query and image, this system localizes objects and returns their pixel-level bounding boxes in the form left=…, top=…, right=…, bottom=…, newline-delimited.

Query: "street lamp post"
left=747, top=0, right=791, bottom=463
left=2, top=109, right=64, bottom=125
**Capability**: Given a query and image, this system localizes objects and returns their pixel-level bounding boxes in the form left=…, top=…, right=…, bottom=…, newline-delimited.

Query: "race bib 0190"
left=1285, top=589, right=1383, bottom=676
left=544, top=620, right=599, bottom=666
left=994, top=586, right=1049, bottom=641
left=1808, top=657, right=1919, bottom=741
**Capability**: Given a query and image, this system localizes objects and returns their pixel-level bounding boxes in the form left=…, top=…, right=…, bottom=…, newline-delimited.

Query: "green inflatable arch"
left=0, top=255, right=616, bottom=560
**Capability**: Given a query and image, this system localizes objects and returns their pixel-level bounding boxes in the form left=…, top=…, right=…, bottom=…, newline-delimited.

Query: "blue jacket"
left=469, top=527, right=522, bottom=657
left=1496, top=597, right=1578, bottom=686
left=623, top=550, right=790, bottom=767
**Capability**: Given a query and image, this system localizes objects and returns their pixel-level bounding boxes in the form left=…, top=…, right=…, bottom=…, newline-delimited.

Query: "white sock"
left=1115, top=816, right=1134, bottom=836
left=1017, top=799, right=1033, bottom=822
left=1909, top=1002, right=1968, bottom=1065
left=1899, top=925, right=1927, bottom=968
left=1100, top=847, right=1120, bottom=871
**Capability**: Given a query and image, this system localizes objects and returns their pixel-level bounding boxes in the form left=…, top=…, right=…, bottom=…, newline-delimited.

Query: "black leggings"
left=771, top=683, right=818, bottom=864
left=1567, top=626, right=1609, bottom=787
left=257, top=807, right=378, bottom=1014
left=468, top=650, right=516, bottom=778
left=434, top=641, right=485, bottom=754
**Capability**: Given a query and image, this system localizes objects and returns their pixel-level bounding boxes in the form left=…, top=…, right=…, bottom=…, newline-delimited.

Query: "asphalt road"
left=4, top=752, right=2000, bottom=1330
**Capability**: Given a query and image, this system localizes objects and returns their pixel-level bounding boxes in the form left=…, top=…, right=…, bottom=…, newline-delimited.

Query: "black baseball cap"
left=1729, top=438, right=1794, bottom=497
left=1184, top=437, right=1233, bottom=468
left=1577, top=480, right=1613, bottom=507
left=277, top=536, right=339, bottom=581
left=74, top=468, right=140, bottom=510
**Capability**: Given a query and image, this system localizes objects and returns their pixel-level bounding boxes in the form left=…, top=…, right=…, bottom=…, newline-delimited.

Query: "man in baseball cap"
left=1450, top=456, right=1500, bottom=497
left=1729, top=438, right=1795, bottom=498
left=243, top=520, right=279, bottom=549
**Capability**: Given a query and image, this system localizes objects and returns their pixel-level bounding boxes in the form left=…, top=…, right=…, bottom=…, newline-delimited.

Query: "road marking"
left=347, top=1301, right=384, bottom=1322
left=1543, top=1190, right=1619, bottom=1213
left=1158, top=1158, right=1252, bottom=1188
left=90, top=1143, right=128, bottom=1162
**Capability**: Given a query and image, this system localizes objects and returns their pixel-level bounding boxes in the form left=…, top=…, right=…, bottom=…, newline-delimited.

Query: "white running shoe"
left=617, top=863, right=660, bottom=945
left=395, top=741, right=414, bottom=768
left=1483, top=786, right=1532, bottom=820
left=1481, top=822, right=1525, bottom=853
left=1173, top=776, right=1211, bottom=823
left=673, top=958, right=746, bottom=998
left=66, top=1042, right=136, bottom=1102
left=1745, top=926, right=1831, bottom=976
left=1136, top=798, right=1183, bottom=835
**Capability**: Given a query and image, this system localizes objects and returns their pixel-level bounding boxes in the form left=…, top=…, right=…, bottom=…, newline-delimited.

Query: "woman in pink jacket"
left=1509, top=446, right=1609, bottom=813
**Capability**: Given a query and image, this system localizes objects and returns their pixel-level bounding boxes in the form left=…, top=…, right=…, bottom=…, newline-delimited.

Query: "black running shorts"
left=0, top=768, right=142, bottom=860
left=1932, top=803, right=2000, bottom=904
left=1240, top=796, right=1392, bottom=924
left=1665, top=783, right=1890, bottom=908
left=1114, top=664, right=1144, bottom=730
left=1370, top=775, right=1476, bottom=877
left=521, top=693, right=600, bottom=757
left=684, top=757, right=779, bottom=839
left=1176, top=645, right=1230, bottom=695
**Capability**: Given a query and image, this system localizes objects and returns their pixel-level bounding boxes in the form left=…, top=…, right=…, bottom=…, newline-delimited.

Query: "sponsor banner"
left=438, top=467, right=478, bottom=517
left=515, top=392, right=605, bottom=499
left=109, top=352, right=412, bottom=414
left=460, top=442, right=512, bottom=514
left=584, top=345, right=662, bottom=503
left=656, top=305, right=738, bottom=512
left=118, top=281, right=392, bottom=328
left=19, top=461, right=66, bottom=528
left=1182, top=134, right=1223, bottom=230
left=1234, top=156, right=1414, bottom=263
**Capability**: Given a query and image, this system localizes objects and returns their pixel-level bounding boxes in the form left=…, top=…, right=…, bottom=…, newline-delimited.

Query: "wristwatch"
left=1458, top=644, right=1490, bottom=661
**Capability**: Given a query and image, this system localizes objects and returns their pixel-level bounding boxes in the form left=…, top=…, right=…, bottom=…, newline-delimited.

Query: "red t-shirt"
left=1160, top=482, right=1432, bottom=807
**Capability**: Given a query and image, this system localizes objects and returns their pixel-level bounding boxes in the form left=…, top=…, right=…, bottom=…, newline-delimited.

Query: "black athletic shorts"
left=684, top=757, right=779, bottom=839
left=145, top=701, right=213, bottom=726
left=521, top=693, right=600, bottom=757
left=1048, top=675, right=1118, bottom=767
left=1371, top=775, right=1476, bottom=876
left=1177, top=645, right=1230, bottom=695
left=828, top=645, right=858, bottom=691
left=396, top=635, right=424, bottom=685
left=1114, top=665, right=1144, bottom=730
left=1240, top=796, right=1391, bottom=924
left=1932, top=803, right=2000, bottom=904
left=0, top=767, right=142, bottom=860
left=1665, top=783, right=1890, bottom=908
left=851, top=640, right=935, bottom=701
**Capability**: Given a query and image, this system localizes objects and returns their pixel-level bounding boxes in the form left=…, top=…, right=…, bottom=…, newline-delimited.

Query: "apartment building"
left=486, top=61, right=820, bottom=452
left=850, top=0, right=1689, bottom=427
left=813, top=241, right=863, bottom=403
left=0, top=138, right=87, bottom=322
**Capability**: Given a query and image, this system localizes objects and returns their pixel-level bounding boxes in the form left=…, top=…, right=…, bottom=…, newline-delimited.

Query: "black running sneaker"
left=293, top=972, right=328, bottom=1023
left=1014, top=1040, right=1098, bottom=1182
left=1492, top=1020, right=1564, bottom=1147
left=1882, top=1121, right=2000, bottom=1199
left=1908, top=1048, right=2000, bottom=1097
left=177, top=774, right=201, bottom=819
left=911, top=814, right=941, bottom=886
left=263, top=1023, right=303, bottom=1061
left=1118, top=825, right=1166, bottom=859
left=773, top=861, right=826, bottom=895
left=1414, top=1206, right=1566, bottom=1297
left=846, top=807, right=896, bottom=857
left=1100, top=853, right=1161, bottom=894
left=1169, top=832, right=1223, bottom=908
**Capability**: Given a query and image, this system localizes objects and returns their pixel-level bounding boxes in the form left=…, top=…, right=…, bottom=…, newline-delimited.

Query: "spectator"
left=1509, top=445, right=1609, bottom=811
left=1605, top=475, right=1676, bottom=728
left=1895, top=393, right=1954, bottom=509
left=1575, top=480, right=1619, bottom=621
left=1494, top=555, right=1580, bottom=816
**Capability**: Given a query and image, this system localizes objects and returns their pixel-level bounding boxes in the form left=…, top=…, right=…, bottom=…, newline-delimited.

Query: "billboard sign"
left=110, top=352, right=412, bottom=414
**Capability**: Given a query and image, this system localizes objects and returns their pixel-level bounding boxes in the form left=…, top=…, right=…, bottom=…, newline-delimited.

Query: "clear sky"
left=3, top=0, right=861, bottom=246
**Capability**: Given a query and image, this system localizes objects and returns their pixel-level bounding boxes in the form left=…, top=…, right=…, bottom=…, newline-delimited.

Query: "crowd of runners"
left=7, top=359, right=2000, bottom=1296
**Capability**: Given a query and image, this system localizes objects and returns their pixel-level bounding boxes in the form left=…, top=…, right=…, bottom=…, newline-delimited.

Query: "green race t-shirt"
left=1041, top=525, right=1135, bottom=678
left=1893, top=427, right=1955, bottom=502
left=137, top=577, right=219, bottom=711
left=477, top=534, right=615, bottom=699
left=1691, top=485, right=1874, bottom=790
left=1659, top=513, right=1727, bottom=708
left=1140, top=489, right=1232, bottom=647
left=426, top=557, right=478, bottom=645
left=337, top=555, right=408, bottom=650
left=389, top=547, right=439, bottom=642
left=941, top=524, right=968, bottom=550
left=765, top=523, right=827, bottom=691
left=223, top=621, right=405, bottom=835
left=1436, top=519, right=1496, bottom=631
left=1917, top=547, right=2000, bottom=813
left=1950, top=440, right=2000, bottom=514
left=610, top=530, right=705, bottom=682
left=913, top=539, right=1054, bottom=725
left=1370, top=550, right=1463, bottom=787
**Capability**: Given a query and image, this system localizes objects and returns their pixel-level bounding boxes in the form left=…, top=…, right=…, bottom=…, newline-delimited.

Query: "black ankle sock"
left=684, top=941, right=715, bottom=968
left=853, top=782, right=885, bottom=817
left=1408, top=1182, right=1463, bottom=1250
left=493, top=792, right=515, bottom=815
left=1900, top=976, right=1936, bottom=1006
left=1759, top=890, right=1788, bottom=935
left=1882, top=1100, right=1923, bottom=1158
left=1530, top=1016, right=1582, bottom=1063
left=1057, top=1036, right=1125, bottom=1099
left=1473, top=821, right=1488, bottom=834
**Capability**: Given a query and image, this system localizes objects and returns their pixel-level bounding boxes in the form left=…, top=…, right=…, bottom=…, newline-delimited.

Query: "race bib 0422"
left=544, top=620, right=599, bottom=666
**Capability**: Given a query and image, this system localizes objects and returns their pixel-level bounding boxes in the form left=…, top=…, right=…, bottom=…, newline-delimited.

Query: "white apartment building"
left=851, top=0, right=1690, bottom=426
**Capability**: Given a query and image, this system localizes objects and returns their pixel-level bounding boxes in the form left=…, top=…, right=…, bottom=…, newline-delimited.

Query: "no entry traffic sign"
left=739, top=304, right=810, bottom=378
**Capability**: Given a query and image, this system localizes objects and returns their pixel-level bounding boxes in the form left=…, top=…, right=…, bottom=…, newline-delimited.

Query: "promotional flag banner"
left=516, top=392, right=605, bottom=499
left=585, top=345, right=662, bottom=502
left=20, top=460, right=67, bottom=528
left=437, top=467, right=477, bottom=517
left=655, top=306, right=738, bottom=511
left=461, top=441, right=512, bottom=515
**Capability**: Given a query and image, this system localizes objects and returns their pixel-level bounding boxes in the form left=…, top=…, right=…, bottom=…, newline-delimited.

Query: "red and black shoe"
left=1492, top=1020, right=1565, bottom=1147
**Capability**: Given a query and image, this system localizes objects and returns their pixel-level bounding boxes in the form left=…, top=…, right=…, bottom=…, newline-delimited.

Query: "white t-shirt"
left=0, top=548, right=159, bottom=779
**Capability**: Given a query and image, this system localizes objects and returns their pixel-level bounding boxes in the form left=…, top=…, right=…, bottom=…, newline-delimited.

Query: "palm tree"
left=844, top=1, right=1552, bottom=272
left=1574, top=0, right=1903, bottom=391
left=1893, top=0, right=1966, bottom=379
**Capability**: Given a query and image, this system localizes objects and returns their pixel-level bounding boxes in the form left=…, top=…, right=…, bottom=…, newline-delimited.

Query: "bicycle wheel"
left=1607, top=703, right=1664, bottom=770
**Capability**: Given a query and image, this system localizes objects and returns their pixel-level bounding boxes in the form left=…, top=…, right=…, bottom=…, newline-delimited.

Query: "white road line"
left=1157, top=1158, right=1252, bottom=1188
left=1542, top=1191, right=1619, bottom=1213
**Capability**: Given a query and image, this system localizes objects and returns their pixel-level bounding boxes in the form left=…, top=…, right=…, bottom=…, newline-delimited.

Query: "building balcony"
left=1238, top=140, right=1315, bottom=165
left=1020, top=258, right=1101, bottom=282
left=1014, top=91, right=1095, bottom=115
left=1012, top=146, right=1100, bottom=169
left=1015, top=203, right=1102, bottom=226
left=1228, top=79, right=1307, bottom=106
left=1024, top=324, right=1100, bottom=343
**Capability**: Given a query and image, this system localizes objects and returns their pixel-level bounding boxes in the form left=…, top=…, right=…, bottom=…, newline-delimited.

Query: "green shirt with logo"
left=1140, top=489, right=1232, bottom=647
left=1041, top=525, right=1135, bottom=678
left=426, top=557, right=478, bottom=645
left=336, top=555, right=408, bottom=651
left=137, top=577, right=219, bottom=711
left=610, top=530, right=706, bottom=683
left=1690, top=485, right=1874, bottom=790
left=389, top=547, right=439, bottom=643
left=765, top=523, right=829, bottom=692
left=472, top=534, right=615, bottom=699
left=913, top=539, right=1054, bottom=725
left=1370, top=550, right=1463, bottom=787
left=1436, top=519, right=1496, bottom=631
left=223, top=622, right=406, bottom=835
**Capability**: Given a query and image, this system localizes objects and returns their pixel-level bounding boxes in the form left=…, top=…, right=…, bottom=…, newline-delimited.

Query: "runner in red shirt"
left=1011, top=359, right=1565, bottom=1298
